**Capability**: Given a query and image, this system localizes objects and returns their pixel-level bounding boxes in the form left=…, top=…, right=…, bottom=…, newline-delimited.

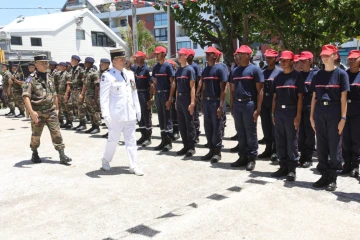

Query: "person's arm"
left=294, top=93, right=303, bottom=130
left=218, top=82, right=226, bottom=119
left=99, top=74, right=111, bottom=119
left=94, top=85, right=99, bottom=104
left=188, top=80, right=195, bottom=115
left=254, top=82, right=264, bottom=122
left=310, top=93, right=316, bottom=132
left=166, top=76, right=175, bottom=110
left=230, top=83, right=234, bottom=116
left=22, top=82, right=39, bottom=123
left=338, top=91, right=347, bottom=134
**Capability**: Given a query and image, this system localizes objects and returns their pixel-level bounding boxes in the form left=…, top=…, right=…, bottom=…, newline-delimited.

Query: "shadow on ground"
left=86, top=166, right=132, bottom=178
left=14, top=157, right=69, bottom=168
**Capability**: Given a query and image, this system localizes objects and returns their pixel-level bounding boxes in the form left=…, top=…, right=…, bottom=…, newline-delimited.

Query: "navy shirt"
left=272, top=70, right=304, bottom=106
left=229, top=64, right=264, bottom=100
left=262, top=66, right=283, bottom=107
left=135, top=64, right=153, bottom=90
left=153, top=62, right=174, bottom=91
left=175, top=65, right=195, bottom=94
left=202, top=64, right=228, bottom=98
left=347, top=69, right=360, bottom=101
left=311, top=68, right=349, bottom=102
left=190, top=62, right=201, bottom=89
left=301, top=69, right=318, bottom=108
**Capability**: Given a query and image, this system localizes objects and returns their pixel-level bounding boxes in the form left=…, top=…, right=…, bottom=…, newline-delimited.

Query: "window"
left=193, top=42, right=198, bottom=49
left=154, top=13, right=167, bottom=26
left=76, top=29, right=85, bottom=40
left=154, top=28, right=167, bottom=41
left=91, top=31, right=116, bottom=47
left=177, top=41, right=191, bottom=50
left=10, top=36, right=22, bottom=45
left=31, top=38, right=42, bottom=46
left=120, top=19, right=127, bottom=27
left=136, top=16, right=141, bottom=22
left=146, top=14, right=153, bottom=22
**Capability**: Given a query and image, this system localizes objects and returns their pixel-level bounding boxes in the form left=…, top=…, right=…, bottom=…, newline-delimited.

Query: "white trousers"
left=103, top=120, right=138, bottom=169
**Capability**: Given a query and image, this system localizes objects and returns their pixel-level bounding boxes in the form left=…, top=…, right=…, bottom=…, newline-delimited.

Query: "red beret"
left=134, top=51, right=146, bottom=58
left=154, top=46, right=167, bottom=54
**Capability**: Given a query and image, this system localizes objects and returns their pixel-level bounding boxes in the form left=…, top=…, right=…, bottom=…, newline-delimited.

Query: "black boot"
left=60, top=120, right=68, bottom=128
left=246, top=156, right=256, bottom=171
left=230, top=144, right=239, bottom=153
left=270, top=142, right=278, bottom=162
left=101, top=132, right=108, bottom=138
left=85, top=124, right=96, bottom=134
left=230, top=134, right=237, bottom=140
left=340, top=157, right=352, bottom=175
left=286, top=166, right=297, bottom=181
left=137, top=129, right=146, bottom=145
left=201, top=148, right=214, bottom=161
left=325, top=172, right=337, bottom=191
left=5, top=110, right=15, bottom=116
left=141, top=130, right=152, bottom=147
left=59, top=119, right=64, bottom=127
left=65, top=121, right=73, bottom=129
left=211, top=147, right=222, bottom=163
left=31, top=149, right=41, bottom=163
left=231, top=155, right=248, bottom=167
left=171, top=132, right=180, bottom=141
left=72, top=121, right=82, bottom=130
left=177, top=146, right=188, bottom=155
left=313, top=174, right=328, bottom=188
left=16, top=111, right=25, bottom=118
left=258, top=137, right=266, bottom=144
left=59, top=149, right=72, bottom=164
left=271, top=167, right=288, bottom=178
left=301, top=153, right=313, bottom=168
left=185, top=148, right=196, bottom=157
left=154, top=135, right=166, bottom=151
left=258, top=143, right=272, bottom=158
left=90, top=126, right=100, bottom=134
left=76, top=120, right=87, bottom=131
left=162, top=136, right=172, bottom=152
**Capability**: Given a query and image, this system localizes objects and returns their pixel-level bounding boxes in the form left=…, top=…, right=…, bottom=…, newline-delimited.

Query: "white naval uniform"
left=100, top=67, right=141, bottom=168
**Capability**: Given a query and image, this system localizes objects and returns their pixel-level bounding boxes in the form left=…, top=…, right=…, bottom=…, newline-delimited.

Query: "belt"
left=71, top=88, right=82, bottom=91
left=264, top=93, right=272, bottom=96
left=317, top=101, right=340, bottom=106
left=156, top=90, right=169, bottom=93
left=277, top=105, right=296, bottom=109
left=204, top=96, right=220, bottom=100
left=178, top=92, right=189, bottom=96
left=236, top=98, right=252, bottom=102
left=137, top=89, right=149, bottom=92
left=347, top=100, right=360, bottom=104
left=32, top=104, right=54, bottom=111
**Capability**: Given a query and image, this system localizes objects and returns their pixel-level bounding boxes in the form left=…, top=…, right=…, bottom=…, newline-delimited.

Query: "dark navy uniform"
left=216, top=62, right=229, bottom=137
left=311, top=68, right=349, bottom=178
left=190, top=62, right=202, bottom=138
left=229, top=64, right=264, bottom=159
left=260, top=66, right=283, bottom=156
left=272, top=70, right=304, bottom=170
left=202, top=64, right=228, bottom=154
left=298, top=68, right=318, bottom=165
left=135, top=64, right=153, bottom=143
left=153, top=62, right=174, bottom=137
left=175, top=65, right=196, bottom=151
left=342, top=69, right=360, bottom=175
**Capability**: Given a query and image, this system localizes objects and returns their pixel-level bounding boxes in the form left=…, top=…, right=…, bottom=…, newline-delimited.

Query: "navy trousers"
left=260, top=104, right=275, bottom=144
left=203, top=99, right=223, bottom=148
left=155, top=92, right=173, bottom=136
left=342, top=102, right=360, bottom=168
left=171, top=97, right=179, bottom=134
left=298, top=108, right=315, bottom=161
left=233, top=100, right=258, bottom=158
left=138, top=92, right=152, bottom=134
left=177, top=96, right=196, bottom=149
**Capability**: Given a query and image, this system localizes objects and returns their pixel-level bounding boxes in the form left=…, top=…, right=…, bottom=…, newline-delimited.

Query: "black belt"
left=264, top=93, right=272, bottom=96
left=156, top=90, right=169, bottom=93
left=347, top=100, right=360, bottom=104
left=277, top=105, right=296, bottom=109
left=178, top=92, right=189, bottom=96
left=137, top=89, right=149, bottom=92
left=32, top=104, right=54, bottom=111
left=317, top=101, right=340, bottom=106
left=236, top=98, right=252, bottom=102
left=204, top=96, right=220, bottom=100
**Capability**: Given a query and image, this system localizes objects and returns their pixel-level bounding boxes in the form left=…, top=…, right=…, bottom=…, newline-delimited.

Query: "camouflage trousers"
left=85, top=95, right=101, bottom=126
left=4, top=89, right=15, bottom=111
left=30, top=109, right=65, bottom=150
left=13, top=90, right=25, bottom=112
left=67, top=90, right=86, bottom=121
left=58, top=94, right=68, bottom=121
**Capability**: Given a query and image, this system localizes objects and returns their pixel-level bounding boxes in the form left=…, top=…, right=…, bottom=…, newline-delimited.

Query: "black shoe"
left=246, top=161, right=256, bottom=171
left=162, top=137, right=172, bottom=152
left=15, top=113, right=25, bottom=118
left=76, top=124, right=87, bottom=131
left=258, top=138, right=266, bottom=144
left=350, top=168, right=359, bottom=178
left=258, top=145, right=272, bottom=158
left=102, top=132, right=108, bottom=138
left=59, top=149, right=72, bottom=164
left=65, top=121, right=73, bottom=129
left=101, top=123, right=106, bottom=127
left=185, top=149, right=196, bottom=157
left=141, top=139, right=151, bottom=147
left=312, top=175, right=328, bottom=188
left=270, top=153, right=278, bottom=162
left=171, top=133, right=180, bottom=141
left=201, top=149, right=214, bottom=161
left=72, top=123, right=82, bottom=130
left=177, top=147, right=188, bottom=156
left=271, top=167, right=288, bottom=178
left=231, top=155, right=248, bottom=167
left=286, top=172, right=296, bottom=181
left=230, top=134, right=237, bottom=140
left=135, top=128, right=141, bottom=132
left=84, top=125, right=95, bottom=134
left=5, top=111, right=15, bottom=116
left=325, top=181, right=337, bottom=191
left=137, top=131, right=146, bottom=145
left=60, top=121, right=68, bottom=128
left=230, top=144, right=239, bottom=153
left=301, top=161, right=312, bottom=168
left=154, top=136, right=166, bottom=151
left=31, top=150, right=41, bottom=163
left=90, top=127, right=100, bottom=134
left=211, top=154, right=222, bottom=163
left=204, top=143, right=209, bottom=148
left=195, top=137, right=200, bottom=143
left=340, top=163, right=352, bottom=175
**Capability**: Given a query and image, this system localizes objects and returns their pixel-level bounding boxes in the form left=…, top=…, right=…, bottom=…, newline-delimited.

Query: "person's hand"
left=310, top=117, right=316, bottom=133
left=253, top=109, right=260, bottom=122
left=147, top=99, right=152, bottom=109
left=64, top=95, right=68, bottom=103
left=165, top=99, right=171, bottom=110
left=136, top=112, right=141, bottom=122
left=338, top=119, right=345, bottom=135
left=104, top=116, right=112, bottom=128
left=217, top=107, right=222, bottom=119
left=294, top=115, right=301, bottom=130
left=79, top=94, right=83, bottom=102
left=30, top=111, right=39, bottom=124
left=55, top=109, right=59, bottom=116
left=188, top=103, right=195, bottom=115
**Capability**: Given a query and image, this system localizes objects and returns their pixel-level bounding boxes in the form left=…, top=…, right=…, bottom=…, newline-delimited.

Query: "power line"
left=0, top=8, right=60, bottom=10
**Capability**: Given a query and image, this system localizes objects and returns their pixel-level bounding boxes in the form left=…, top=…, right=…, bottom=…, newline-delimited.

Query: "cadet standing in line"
left=64, top=55, right=86, bottom=130
left=2, top=63, right=16, bottom=116
left=270, top=51, right=304, bottom=181
left=133, top=51, right=154, bottom=147
left=174, top=48, right=197, bottom=157
left=293, top=55, right=302, bottom=72
left=10, top=64, right=25, bottom=118
left=298, top=51, right=318, bottom=168
left=22, top=55, right=72, bottom=164
left=229, top=45, right=264, bottom=171
left=100, top=48, right=143, bottom=176
left=310, top=44, right=349, bottom=191
left=258, top=49, right=283, bottom=161
left=99, top=58, right=111, bottom=139
left=81, top=57, right=101, bottom=134
left=152, top=46, right=175, bottom=152
left=341, top=50, right=360, bottom=178
left=200, top=46, right=227, bottom=163
left=168, top=59, right=180, bottom=141
left=54, top=62, right=71, bottom=128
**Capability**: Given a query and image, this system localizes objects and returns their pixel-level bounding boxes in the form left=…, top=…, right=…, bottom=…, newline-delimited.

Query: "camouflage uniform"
left=54, top=70, right=68, bottom=122
left=2, top=70, right=15, bottom=112
left=65, top=65, right=86, bottom=121
left=22, top=71, right=65, bottom=151
left=84, top=68, right=101, bottom=126
left=11, top=71, right=25, bottom=113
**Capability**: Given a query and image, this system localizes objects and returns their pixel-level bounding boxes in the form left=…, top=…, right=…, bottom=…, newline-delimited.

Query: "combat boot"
left=59, top=119, right=65, bottom=127
left=246, top=156, right=256, bottom=171
left=60, top=120, right=68, bottom=128
left=65, top=121, right=73, bottom=129
left=141, top=130, right=152, bottom=147
left=102, top=132, right=108, bottom=138
left=201, top=148, right=214, bottom=161
left=76, top=120, right=87, bottom=131
left=84, top=124, right=95, bottom=134
left=5, top=110, right=15, bottom=116
left=258, top=143, right=272, bottom=158
left=313, top=174, right=328, bottom=188
left=15, top=111, right=25, bottom=118
left=231, top=155, right=248, bottom=167
left=154, top=135, right=166, bottom=151
left=230, top=134, right=237, bottom=141
left=90, top=126, right=100, bottom=134
left=176, top=146, right=188, bottom=156
left=31, top=149, right=41, bottom=163
left=210, top=147, right=222, bottom=163
left=185, top=148, right=196, bottom=157
left=340, top=157, right=352, bottom=175
left=271, top=167, right=288, bottom=178
left=58, top=149, right=72, bottom=164
left=286, top=166, right=297, bottom=181
left=162, top=136, right=172, bottom=152
left=171, top=132, right=180, bottom=141
left=230, top=143, right=239, bottom=153
left=137, top=129, right=146, bottom=145
left=270, top=143, right=278, bottom=162
left=72, top=122, right=82, bottom=130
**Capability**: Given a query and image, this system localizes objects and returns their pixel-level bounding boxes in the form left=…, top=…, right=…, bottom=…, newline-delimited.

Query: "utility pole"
left=132, top=1, right=138, bottom=54
left=166, top=0, right=171, bottom=59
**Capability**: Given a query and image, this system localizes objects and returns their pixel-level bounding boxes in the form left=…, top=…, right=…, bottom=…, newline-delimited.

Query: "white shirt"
left=0, top=74, right=3, bottom=86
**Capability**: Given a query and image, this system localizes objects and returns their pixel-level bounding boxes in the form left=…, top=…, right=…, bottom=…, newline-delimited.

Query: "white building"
left=1, top=8, right=129, bottom=63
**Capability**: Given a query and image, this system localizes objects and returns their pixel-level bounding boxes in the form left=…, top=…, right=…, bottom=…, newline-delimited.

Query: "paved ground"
left=0, top=108, right=359, bottom=240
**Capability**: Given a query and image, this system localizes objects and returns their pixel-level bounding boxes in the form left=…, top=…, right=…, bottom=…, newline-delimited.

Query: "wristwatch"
left=341, top=116, right=346, bottom=121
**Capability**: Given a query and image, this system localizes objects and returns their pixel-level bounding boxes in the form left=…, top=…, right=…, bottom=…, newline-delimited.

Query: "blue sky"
left=0, top=0, right=65, bottom=26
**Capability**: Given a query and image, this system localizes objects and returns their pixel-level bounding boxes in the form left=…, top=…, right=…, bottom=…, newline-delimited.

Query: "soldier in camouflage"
left=2, top=63, right=16, bottom=116
left=54, top=62, right=71, bottom=128
left=22, top=55, right=71, bottom=164
left=10, top=64, right=25, bottom=118
left=82, top=57, right=101, bottom=134
left=64, top=55, right=87, bottom=131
